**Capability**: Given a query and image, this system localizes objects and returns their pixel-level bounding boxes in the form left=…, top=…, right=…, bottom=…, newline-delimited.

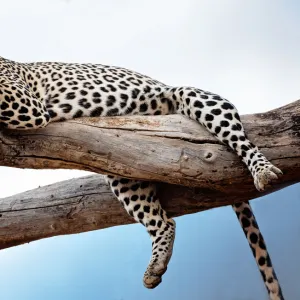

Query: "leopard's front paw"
left=254, top=164, right=283, bottom=191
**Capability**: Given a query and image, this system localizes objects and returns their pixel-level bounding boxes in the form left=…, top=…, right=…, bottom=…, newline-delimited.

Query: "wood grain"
left=0, top=100, right=299, bottom=249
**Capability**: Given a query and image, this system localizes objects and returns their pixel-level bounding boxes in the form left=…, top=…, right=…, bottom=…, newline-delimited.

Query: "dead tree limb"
left=0, top=100, right=299, bottom=249
left=0, top=100, right=299, bottom=187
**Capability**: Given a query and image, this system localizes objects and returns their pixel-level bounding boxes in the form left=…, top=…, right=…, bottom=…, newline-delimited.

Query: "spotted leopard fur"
left=0, top=57, right=284, bottom=300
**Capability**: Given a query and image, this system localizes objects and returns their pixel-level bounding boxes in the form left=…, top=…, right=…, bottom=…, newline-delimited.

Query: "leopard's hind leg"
left=168, top=86, right=282, bottom=191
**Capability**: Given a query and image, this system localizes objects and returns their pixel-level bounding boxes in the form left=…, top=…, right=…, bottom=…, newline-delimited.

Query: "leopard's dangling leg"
left=233, top=202, right=284, bottom=300
left=106, top=176, right=176, bottom=289
left=167, top=86, right=282, bottom=191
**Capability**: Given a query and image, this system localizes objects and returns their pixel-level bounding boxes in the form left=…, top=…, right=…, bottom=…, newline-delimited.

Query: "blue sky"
left=0, top=0, right=299, bottom=299
left=0, top=185, right=299, bottom=300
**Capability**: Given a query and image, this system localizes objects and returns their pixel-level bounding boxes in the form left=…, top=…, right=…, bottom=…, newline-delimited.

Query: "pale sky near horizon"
left=0, top=0, right=300, bottom=299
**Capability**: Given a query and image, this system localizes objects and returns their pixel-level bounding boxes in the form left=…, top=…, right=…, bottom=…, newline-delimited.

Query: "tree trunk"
left=0, top=100, right=299, bottom=249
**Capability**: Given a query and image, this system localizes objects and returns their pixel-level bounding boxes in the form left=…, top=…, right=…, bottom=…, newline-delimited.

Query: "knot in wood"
left=204, top=151, right=215, bottom=162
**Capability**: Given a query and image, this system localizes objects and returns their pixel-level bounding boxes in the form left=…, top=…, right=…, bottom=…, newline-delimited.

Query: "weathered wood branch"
left=0, top=174, right=250, bottom=249
left=0, top=173, right=294, bottom=251
left=0, top=100, right=299, bottom=249
left=1, top=100, right=299, bottom=187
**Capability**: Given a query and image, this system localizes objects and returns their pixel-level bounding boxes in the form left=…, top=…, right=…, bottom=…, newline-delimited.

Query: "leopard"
left=0, top=56, right=284, bottom=300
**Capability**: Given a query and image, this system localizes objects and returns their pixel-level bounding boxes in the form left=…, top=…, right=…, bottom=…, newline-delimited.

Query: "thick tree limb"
left=1, top=100, right=299, bottom=187
left=0, top=100, right=299, bottom=249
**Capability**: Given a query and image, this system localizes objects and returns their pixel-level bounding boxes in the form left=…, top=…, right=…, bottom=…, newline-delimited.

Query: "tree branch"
left=0, top=100, right=299, bottom=249
left=1, top=100, right=299, bottom=187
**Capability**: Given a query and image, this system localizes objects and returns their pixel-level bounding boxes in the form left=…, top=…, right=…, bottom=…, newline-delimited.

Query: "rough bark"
left=0, top=100, right=299, bottom=249
left=1, top=100, right=299, bottom=187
